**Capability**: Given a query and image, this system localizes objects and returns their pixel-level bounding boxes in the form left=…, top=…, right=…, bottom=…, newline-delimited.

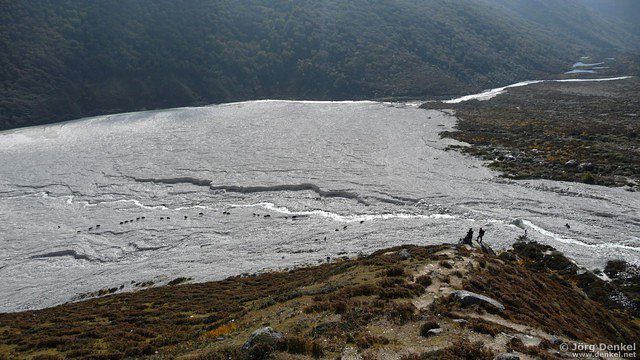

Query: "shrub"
left=354, top=332, right=390, bottom=349
left=246, top=334, right=279, bottom=360
left=303, top=301, right=331, bottom=314
left=31, top=355, right=63, bottom=360
left=339, top=284, right=380, bottom=298
left=470, top=319, right=507, bottom=337
left=604, top=260, right=627, bottom=278
left=379, top=287, right=414, bottom=299
left=443, top=340, right=495, bottom=359
left=415, top=275, right=432, bottom=288
left=278, top=336, right=323, bottom=358
left=203, top=322, right=239, bottom=338
left=279, top=336, right=307, bottom=354
left=386, top=266, right=406, bottom=277
left=385, top=302, right=416, bottom=325
left=582, top=171, right=595, bottom=184
left=378, top=277, right=405, bottom=287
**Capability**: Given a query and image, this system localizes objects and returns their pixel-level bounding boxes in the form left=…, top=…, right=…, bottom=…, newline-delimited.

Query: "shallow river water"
left=0, top=100, right=638, bottom=312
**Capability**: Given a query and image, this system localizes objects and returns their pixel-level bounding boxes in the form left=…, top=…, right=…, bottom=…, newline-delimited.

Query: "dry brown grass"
left=0, top=244, right=447, bottom=359
left=401, top=340, right=495, bottom=360
left=432, top=78, right=640, bottom=187
left=453, top=246, right=640, bottom=344
left=1, top=242, right=638, bottom=359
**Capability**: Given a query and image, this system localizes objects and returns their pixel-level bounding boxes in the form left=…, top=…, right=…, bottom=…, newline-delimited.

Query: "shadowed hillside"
left=1, top=0, right=639, bottom=130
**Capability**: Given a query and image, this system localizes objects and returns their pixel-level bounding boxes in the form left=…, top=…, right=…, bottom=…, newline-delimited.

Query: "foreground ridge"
left=0, top=241, right=638, bottom=359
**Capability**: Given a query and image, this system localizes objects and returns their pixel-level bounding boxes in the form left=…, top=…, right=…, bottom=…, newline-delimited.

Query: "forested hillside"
left=1, top=0, right=639, bottom=130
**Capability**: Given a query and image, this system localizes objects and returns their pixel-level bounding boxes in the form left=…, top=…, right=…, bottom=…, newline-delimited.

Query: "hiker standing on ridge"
left=477, top=227, right=485, bottom=244
left=462, top=228, right=473, bottom=245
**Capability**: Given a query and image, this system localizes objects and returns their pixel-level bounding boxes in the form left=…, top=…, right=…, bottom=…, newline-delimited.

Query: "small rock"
left=453, top=319, right=468, bottom=325
left=515, top=333, right=541, bottom=346
left=341, top=346, right=362, bottom=360
left=578, top=162, right=595, bottom=171
left=242, top=327, right=283, bottom=351
left=550, top=335, right=562, bottom=345
left=494, top=353, right=520, bottom=360
left=453, top=290, right=505, bottom=311
left=398, top=249, right=411, bottom=259
left=425, top=328, right=443, bottom=336
left=565, top=159, right=577, bottom=167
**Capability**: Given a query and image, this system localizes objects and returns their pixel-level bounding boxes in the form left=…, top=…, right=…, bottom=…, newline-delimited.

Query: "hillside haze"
left=1, top=0, right=639, bottom=130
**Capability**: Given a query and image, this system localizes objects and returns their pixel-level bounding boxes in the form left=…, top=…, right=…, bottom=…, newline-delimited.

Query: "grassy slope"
left=0, top=243, right=638, bottom=359
left=427, top=73, right=640, bottom=188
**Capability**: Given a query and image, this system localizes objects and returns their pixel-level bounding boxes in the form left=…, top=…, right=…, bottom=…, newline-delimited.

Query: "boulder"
left=425, top=328, right=443, bottom=336
left=578, top=162, right=595, bottom=171
left=242, top=327, right=283, bottom=351
left=398, top=249, right=411, bottom=259
left=494, top=353, right=520, bottom=360
left=453, top=290, right=505, bottom=311
left=510, top=218, right=525, bottom=229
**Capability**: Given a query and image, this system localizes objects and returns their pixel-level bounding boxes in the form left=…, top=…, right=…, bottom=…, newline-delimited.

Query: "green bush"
left=582, top=171, right=595, bottom=184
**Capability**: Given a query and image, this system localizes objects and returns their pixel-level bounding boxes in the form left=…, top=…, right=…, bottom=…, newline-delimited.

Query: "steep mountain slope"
left=476, top=0, right=640, bottom=51
left=579, top=0, right=640, bottom=33
left=1, top=0, right=638, bottom=130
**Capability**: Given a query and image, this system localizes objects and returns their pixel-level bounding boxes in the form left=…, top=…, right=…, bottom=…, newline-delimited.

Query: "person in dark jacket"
left=462, top=228, right=473, bottom=245
left=477, top=228, right=485, bottom=244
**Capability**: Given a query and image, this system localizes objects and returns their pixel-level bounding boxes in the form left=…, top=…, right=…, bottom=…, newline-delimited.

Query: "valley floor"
left=0, top=98, right=639, bottom=313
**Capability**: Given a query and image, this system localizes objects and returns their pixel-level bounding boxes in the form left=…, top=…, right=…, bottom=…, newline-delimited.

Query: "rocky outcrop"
left=241, top=327, right=283, bottom=351
left=453, top=290, right=505, bottom=311
left=494, top=353, right=520, bottom=360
